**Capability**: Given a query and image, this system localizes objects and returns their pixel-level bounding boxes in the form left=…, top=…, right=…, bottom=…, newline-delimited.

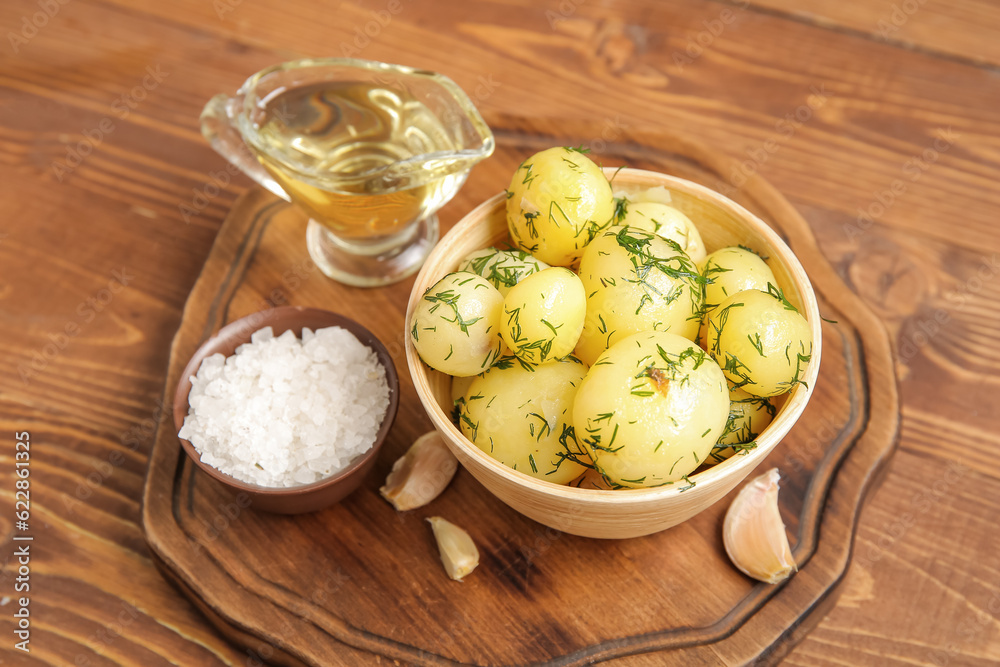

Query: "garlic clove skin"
left=427, top=516, right=479, bottom=581
left=380, top=431, right=458, bottom=511
left=723, top=468, right=797, bottom=584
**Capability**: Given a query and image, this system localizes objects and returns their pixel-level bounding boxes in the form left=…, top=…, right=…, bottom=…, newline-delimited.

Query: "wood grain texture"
left=747, top=0, right=1000, bottom=68
left=0, top=0, right=997, bottom=664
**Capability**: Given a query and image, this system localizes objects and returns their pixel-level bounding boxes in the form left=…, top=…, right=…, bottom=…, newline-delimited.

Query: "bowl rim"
left=405, top=167, right=822, bottom=504
left=173, top=305, right=400, bottom=497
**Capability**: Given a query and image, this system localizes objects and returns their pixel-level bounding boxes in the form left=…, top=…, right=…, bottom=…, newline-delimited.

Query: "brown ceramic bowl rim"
left=173, top=305, right=399, bottom=496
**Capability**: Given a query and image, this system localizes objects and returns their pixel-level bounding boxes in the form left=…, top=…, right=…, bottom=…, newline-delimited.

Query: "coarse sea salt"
left=178, top=325, right=390, bottom=488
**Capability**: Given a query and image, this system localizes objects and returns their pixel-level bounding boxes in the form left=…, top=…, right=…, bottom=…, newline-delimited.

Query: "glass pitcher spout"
left=200, top=93, right=291, bottom=202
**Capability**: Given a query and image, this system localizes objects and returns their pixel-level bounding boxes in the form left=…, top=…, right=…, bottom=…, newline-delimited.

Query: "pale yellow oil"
left=253, top=82, right=461, bottom=240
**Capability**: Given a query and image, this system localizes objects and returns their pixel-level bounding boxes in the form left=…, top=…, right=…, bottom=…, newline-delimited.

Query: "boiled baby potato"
left=619, top=201, right=707, bottom=264
left=450, top=374, right=476, bottom=405
left=460, top=356, right=591, bottom=484
left=568, top=466, right=616, bottom=490
left=705, top=287, right=813, bottom=397
left=574, top=225, right=705, bottom=366
left=701, top=247, right=776, bottom=311
left=699, top=246, right=777, bottom=345
left=457, top=247, right=549, bottom=296
left=410, top=272, right=504, bottom=377
left=705, top=385, right=776, bottom=465
left=501, top=267, right=586, bottom=365
left=573, top=331, right=730, bottom=488
left=506, top=147, right=615, bottom=266
left=614, top=184, right=674, bottom=206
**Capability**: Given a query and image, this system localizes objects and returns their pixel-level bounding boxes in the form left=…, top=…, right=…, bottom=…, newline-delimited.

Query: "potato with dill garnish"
left=705, top=287, right=813, bottom=397
left=457, top=247, right=550, bottom=296
left=506, top=147, right=615, bottom=267
left=613, top=184, right=674, bottom=206
left=618, top=201, right=707, bottom=264
left=450, top=374, right=476, bottom=405
left=701, top=247, right=776, bottom=313
left=501, top=267, right=586, bottom=365
left=460, top=356, right=591, bottom=484
left=574, top=225, right=706, bottom=366
left=410, top=272, right=504, bottom=377
left=572, top=331, right=730, bottom=488
left=698, top=246, right=777, bottom=345
left=705, top=386, right=776, bottom=465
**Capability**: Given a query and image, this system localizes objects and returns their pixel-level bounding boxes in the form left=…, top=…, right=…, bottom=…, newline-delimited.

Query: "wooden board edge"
left=140, top=188, right=278, bottom=572
left=138, top=119, right=903, bottom=666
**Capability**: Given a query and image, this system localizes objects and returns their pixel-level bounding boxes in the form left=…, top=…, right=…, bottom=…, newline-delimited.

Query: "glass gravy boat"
left=201, top=58, right=495, bottom=287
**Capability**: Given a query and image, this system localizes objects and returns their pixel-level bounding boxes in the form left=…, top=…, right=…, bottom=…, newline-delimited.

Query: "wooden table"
left=1, top=0, right=998, bottom=665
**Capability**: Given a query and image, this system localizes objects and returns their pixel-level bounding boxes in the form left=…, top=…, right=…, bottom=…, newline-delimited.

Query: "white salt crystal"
left=178, top=325, right=390, bottom=488
left=250, top=326, right=274, bottom=344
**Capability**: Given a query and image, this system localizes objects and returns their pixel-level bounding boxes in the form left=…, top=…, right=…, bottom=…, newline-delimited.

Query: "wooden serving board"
left=141, top=117, right=899, bottom=666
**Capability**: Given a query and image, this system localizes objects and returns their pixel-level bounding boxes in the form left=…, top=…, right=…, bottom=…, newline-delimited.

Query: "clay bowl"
left=174, top=306, right=399, bottom=514
left=406, top=168, right=821, bottom=539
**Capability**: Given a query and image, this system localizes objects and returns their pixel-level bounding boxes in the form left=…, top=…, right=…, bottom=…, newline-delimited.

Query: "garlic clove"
left=723, top=468, right=797, bottom=584
left=427, top=516, right=479, bottom=581
left=380, top=431, right=458, bottom=511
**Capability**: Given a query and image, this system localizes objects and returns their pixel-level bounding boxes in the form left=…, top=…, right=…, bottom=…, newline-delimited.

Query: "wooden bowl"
left=405, top=168, right=821, bottom=539
left=174, top=306, right=400, bottom=514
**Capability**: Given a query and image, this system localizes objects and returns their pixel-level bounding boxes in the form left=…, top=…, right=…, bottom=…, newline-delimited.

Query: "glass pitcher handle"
left=199, top=94, right=291, bottom=202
